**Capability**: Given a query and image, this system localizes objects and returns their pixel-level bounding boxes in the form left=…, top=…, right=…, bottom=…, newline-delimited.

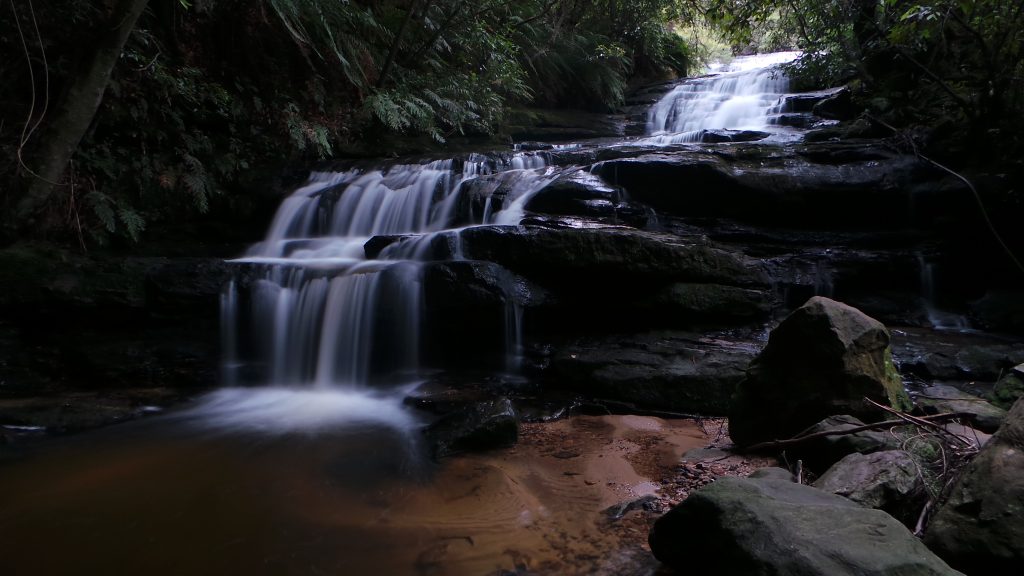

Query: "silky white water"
left=211, top=153, right=556, bottom=432
left=211, top=51, right=806, bottom=433
left=644, top=51, right=802, bottom=144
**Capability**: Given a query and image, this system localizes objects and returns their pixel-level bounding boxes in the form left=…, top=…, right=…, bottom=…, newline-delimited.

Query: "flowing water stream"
left=2, top=53, right=876, bottom=575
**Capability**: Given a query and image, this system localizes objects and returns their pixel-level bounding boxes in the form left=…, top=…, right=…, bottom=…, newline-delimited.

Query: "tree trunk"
left=14, top=0, right=150, bottom=230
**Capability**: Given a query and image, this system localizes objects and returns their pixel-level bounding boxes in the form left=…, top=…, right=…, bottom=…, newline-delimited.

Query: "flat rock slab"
left=649, top=476, right=962, bottom=575
left=916, top=384, right=1006, bottom=433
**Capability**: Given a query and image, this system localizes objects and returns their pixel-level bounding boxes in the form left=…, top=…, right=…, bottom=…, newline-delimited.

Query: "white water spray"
left=644, top=51, right=801, bottom=144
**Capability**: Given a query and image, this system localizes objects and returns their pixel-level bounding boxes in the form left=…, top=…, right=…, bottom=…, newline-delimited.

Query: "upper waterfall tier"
left=243, top=152, right=555, bottom=262
left=645, top=51, right=801, bottom=144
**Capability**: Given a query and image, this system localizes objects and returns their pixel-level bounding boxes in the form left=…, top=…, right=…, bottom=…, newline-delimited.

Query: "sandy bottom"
left=0, top=413, right=765, bottom=576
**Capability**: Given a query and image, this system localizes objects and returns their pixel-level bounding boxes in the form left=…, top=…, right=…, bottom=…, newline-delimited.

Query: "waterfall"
left=917, top=254, right=970, bottom=330
left=221, top=151, right=555, bottom=400
left=644, top=51, right=801, bottom=144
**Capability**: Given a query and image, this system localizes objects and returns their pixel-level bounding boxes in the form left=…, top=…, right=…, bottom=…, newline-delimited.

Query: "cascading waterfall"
left=644, top=51, right=801, bottom=144
left=213, top=51, right=809, bottom=432
left=220, top=151, right=557, bottom=423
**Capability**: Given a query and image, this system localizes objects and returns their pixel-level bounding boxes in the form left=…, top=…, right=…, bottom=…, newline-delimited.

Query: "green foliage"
left=1, top=0, right=697, bottom=245
left=702, top=0, right=1024, bottom=131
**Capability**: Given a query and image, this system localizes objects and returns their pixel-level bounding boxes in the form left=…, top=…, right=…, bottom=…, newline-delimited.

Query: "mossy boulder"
left=730, top=297, right=910, bottom=447
left=991, top=365, right=1024, bottom=410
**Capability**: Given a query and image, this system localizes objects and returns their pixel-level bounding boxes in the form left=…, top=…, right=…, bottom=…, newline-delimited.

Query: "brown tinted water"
left=0, top=412, right=706, bottom=576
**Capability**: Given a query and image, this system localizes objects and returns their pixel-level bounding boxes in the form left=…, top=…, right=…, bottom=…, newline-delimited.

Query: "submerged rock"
left=814, top=450, right=925, bottom=526
left=424, top=397, right=519, bottom=458
left=649, top=475, right=962, bottom=575
left=696, top=129, right=770, bottom=143
left=730, top=297, right=909, bottom=447
left=925, top=397, right=1024, bottom=574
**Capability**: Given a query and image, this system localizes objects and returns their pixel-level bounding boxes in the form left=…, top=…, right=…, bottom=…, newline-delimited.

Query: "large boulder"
left=730, top=297, right=910, bottom=447
left=924, top=397, right=1024, bottom=574
left=649, top=475, right=962, bottom=575
left=814, top=450, right=925, bottom=526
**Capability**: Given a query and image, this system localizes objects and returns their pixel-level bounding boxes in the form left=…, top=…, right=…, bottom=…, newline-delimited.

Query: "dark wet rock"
left=730, top=297, right=910, bottom=447
left=591, top=142, right=948, bottom=230
left=514, top=141, right=554, bottom=151
left=970, top=290, right=1024, bottom=333
left=803, top=117, right=891, bottom=142
left=893, top=330, right=1024, bottom=383
left=814, top=450, right=925, bottom=526
left=425, top=226, right=772, bottom=334
left=403, top=372, right=541, bottom=416
left=916, top=384, right=1006, bottom=433
left=0, top=389, right=183, bottom=435
left=788, top=415, right=901, bottom=474
left=420, top=261, right=543, bottom=369
left=549, top=331, right=759, bottom=415
left=451, top=171, right=541, bottom=227
left=950, top=346, right=1024, bottom=382
left=144, top=258, right=229, bottom=319
left=0, top=244, right=221, bottom=395
left=925, top=397, right=1024, bottom=574
left=504, top=107, right=625, bottom=141
left=770, top=113, right=818, bottom=129
left=783, top=88, right=844, bottom=113
left=696, top=129, right=769, bottom=143
left=424, top=397, right=519, bottom=458
left=747, top=467, right=795, bottom=482
left=460, top=225, right=769, bottom=287
left=363, top=234, right=410, bottom=259
left=812, top=88, right=856, bottom=120
left=524, top=170, right=640, bottom=224
left=992, top=366, right=1024, bottom=410
left=649, top=475, right=962, bottom=575
left=645, top=283, right=773, bottom=323
left=604, top=495, right=658, bottom=521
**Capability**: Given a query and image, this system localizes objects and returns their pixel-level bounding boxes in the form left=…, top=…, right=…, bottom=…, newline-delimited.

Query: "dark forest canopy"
left=1, top=0, right=1022, bottom=245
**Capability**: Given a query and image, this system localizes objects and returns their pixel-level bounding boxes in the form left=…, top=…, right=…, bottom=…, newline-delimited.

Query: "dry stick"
left=863, top=397, right=976, bottom=448
left=743, top=412, right=969, bottom=452
left=914, top=499, right=934, bottom=537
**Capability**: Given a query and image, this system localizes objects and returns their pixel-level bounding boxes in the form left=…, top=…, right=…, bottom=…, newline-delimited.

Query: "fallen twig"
left=742, top=412, right=969, bottom=452
left=864, top=398, right=975, bottom=448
